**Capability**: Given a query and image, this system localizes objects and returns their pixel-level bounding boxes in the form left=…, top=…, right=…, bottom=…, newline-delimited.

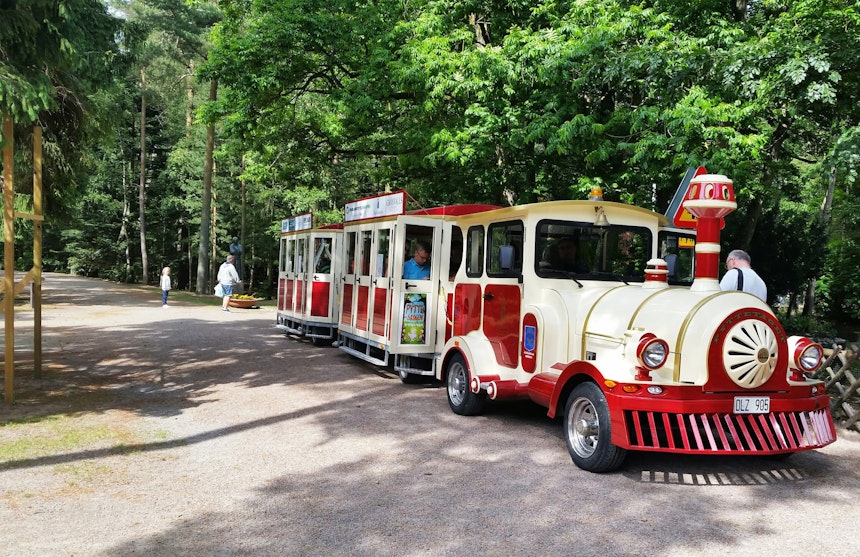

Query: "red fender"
left=531, top=361, right=605, bottom=419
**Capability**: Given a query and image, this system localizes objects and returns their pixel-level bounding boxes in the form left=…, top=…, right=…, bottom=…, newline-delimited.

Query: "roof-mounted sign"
left=281, top=212, right=313, bottom=233
left=344, top=190, right=406, bottom=223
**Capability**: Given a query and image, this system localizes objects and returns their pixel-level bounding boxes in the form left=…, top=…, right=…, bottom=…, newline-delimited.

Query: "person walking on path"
left=720, top=249, right=767, bottom=302
left=217, top=255, right=241, bottom=312
left=160, top=267, right=172, bottom=307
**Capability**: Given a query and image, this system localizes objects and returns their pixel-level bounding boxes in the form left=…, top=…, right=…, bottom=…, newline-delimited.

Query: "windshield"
left=535, top=219, right=652, bottom=282
left=658, top=229, right=696, bottom=285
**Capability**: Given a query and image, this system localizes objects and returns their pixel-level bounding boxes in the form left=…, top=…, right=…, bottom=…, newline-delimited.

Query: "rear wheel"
left=398, top=367, right=423, bottom=384
left=446, top=353, right=486, bottom=415
left=564, top=382, right=627, bottom=473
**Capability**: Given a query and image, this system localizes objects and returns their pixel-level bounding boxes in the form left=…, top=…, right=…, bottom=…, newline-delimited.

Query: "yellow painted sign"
left=675, top=208, right=698, bottom=227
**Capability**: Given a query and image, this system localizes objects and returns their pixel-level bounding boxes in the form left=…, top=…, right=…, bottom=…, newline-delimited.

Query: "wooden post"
left=3, top=115, right=14, bottom=403
left=33, top=126, right=42, bottom=378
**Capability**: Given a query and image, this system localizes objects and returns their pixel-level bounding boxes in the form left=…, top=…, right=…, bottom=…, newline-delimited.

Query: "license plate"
left=733, top=396, right=770, bottom=414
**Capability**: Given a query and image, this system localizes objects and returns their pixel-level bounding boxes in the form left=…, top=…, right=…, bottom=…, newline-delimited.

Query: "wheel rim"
left=447, top=361, right=467, bottom=407
left=567, top=397, right=599, bottom=458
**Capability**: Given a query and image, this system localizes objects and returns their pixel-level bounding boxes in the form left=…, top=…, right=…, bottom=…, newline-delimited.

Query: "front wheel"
left=446, top=353, right=486, bottom=415
left=563, top=382, right=626, bottom=473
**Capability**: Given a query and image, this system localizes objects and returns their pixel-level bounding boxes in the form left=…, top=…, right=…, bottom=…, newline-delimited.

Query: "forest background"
left=1, top=0, right=859, bottom=338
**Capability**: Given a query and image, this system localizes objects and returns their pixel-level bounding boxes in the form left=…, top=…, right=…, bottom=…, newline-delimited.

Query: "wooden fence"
left=820, top=344, right=860, bottom=432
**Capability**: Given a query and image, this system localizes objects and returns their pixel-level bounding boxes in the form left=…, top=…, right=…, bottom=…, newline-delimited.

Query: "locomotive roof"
left=449, top=199, right=670, bottom=228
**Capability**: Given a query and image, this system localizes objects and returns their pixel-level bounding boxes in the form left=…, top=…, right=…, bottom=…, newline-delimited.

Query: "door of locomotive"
left=390, top=217, right=443, bottom=353
left=304, top=232, right=339, bottom=321
left=482, top=219, right=524, bottom=369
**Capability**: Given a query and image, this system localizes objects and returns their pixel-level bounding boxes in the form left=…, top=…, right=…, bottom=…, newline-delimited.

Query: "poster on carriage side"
left=400, top=293, right=427, bottom=344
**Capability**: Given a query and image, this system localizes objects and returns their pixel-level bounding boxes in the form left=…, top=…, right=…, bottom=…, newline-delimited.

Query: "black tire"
left=398, top=367, right=423, bottom=384
left=563, top=382, right=627, bottom=473
left=445, top=353, right=486, bottom=415
left=761, top=452, right=793, bottom=461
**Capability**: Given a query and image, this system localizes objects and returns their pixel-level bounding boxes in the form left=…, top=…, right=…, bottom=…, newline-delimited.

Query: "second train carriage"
left=335, top=191, right=498, bottom=381
left=275, top=176, right=836, bottom=472
left=276, top=213, right=343, bottom=344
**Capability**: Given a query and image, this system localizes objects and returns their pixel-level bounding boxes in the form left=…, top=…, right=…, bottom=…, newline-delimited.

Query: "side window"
left=360, top=230, right=372, bottom=275
left=345, top=231, right=357, bottom=274
left=403, top=224, right=435, bottom=280
left=535, top=219, right=651, bottom=281
left=487, top=220, right=524, bottom=277
left=296, top=237, right=306, bottom=273
left=658, top=230, right=696, bottom=285
left=286, top=239, right=296, bottom=273
left=313, top=238, right=332, bottom=273
left=466, top=226, right=485, bottom=278
left=279, top=238, right=288, bottom=273
left=377, top=229, right=391, bottom=277
left=448, top=225, right=464, bottom=280
left=605, top=229, right=648, bottom=278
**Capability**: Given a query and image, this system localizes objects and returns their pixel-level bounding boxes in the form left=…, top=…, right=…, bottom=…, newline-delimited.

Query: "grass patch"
left=0, top=418, right=136, bottom=462
left=54, top=461, right=114, bottom=484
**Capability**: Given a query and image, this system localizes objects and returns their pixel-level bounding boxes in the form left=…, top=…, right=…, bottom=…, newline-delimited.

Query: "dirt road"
left=1, top=273, right=859, bottom=556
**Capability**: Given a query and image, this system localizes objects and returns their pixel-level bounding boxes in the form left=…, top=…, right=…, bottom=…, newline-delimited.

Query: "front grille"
left=624, top=408, right=836, bottom=453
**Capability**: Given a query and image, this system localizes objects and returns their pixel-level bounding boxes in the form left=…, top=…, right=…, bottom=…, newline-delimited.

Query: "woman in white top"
left=217, top=255, right=241, bottom=311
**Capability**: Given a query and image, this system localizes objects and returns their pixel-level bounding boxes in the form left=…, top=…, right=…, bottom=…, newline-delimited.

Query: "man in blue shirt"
left=403, top=242, right=431, bottom=279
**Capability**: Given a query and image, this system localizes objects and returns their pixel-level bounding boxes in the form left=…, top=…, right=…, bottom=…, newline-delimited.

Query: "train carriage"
left=276, top=213, right=343, bottom=343
left=335, top=190, right=498, bottom=381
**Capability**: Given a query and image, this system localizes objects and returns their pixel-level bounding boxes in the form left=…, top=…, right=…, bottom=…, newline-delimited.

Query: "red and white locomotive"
left=277, top=175, right=836, bottom=472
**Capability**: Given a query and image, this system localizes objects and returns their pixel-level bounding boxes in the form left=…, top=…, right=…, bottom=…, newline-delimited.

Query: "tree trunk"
left=138, top=67, right=149, bottom=284
left=186, top=60, right=194, bottom=140
left=738, top=196, right=761, bottom=251
left=195, top=78, right=217, bottom=294
left=239, top=154, right=247, bottom=293
left=211, top=174, right=218, bottom=286
left=120, top=160, right=132, bottom=282
left=803, top=166, right=838, bottom=316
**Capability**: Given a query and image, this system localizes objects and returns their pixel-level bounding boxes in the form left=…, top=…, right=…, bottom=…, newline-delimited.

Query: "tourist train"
left=276, top=172, right=836, bottom=472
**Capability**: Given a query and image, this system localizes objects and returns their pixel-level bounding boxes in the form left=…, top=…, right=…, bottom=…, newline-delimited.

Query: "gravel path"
left=1, top=273, right=859, bottom=556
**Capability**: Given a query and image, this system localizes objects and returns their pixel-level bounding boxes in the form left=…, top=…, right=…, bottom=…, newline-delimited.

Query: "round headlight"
left=638, top=335, right=669, bottom=370
left=798, top=343, right=823, bottom=372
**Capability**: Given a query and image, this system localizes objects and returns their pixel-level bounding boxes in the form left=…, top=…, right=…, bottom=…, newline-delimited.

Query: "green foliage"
left=778, top=312, right=839, bottom=341
left=4, top=0, right=859, bottom=314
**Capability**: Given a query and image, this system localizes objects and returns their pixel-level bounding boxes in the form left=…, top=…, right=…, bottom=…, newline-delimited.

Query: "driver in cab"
left=403, top=242, right=431, bottom=279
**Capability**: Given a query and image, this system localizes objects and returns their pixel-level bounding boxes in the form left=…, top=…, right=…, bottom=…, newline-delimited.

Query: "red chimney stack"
left=682, top=174, right=736, bottom=293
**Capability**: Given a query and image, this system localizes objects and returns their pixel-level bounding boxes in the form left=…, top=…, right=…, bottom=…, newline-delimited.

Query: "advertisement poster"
left=401, top=293, right=427, bottom=344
